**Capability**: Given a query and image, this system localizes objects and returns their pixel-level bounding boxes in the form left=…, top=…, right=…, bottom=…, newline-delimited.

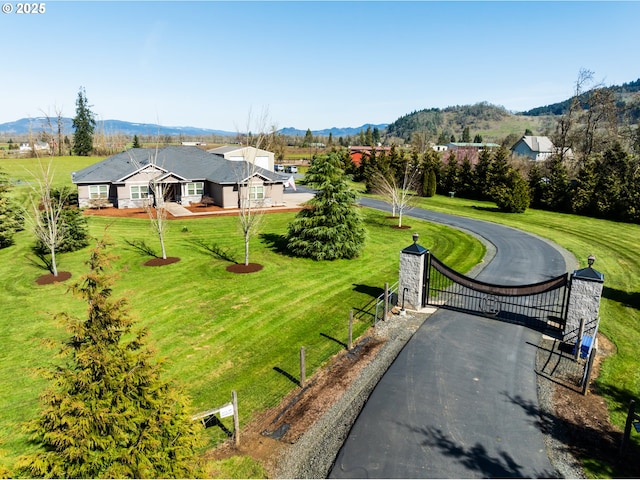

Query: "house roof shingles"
left=73, top=146, right=286, bottom=185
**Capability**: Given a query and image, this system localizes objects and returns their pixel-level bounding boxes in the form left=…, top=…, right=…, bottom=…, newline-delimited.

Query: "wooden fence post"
left=348, top=310, right=353, bottom=351
left=232, top=390, right=240, bottom=447
left=300, top=346, right=306, bottom=387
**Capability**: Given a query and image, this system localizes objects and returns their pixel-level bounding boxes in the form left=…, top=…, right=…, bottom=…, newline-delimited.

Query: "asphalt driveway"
left=328, top=199, right=574, bottom=478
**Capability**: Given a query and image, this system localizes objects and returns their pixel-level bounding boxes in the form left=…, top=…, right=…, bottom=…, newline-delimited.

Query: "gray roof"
left=72, top=146, right=286, bottom=185
left=517, top=136, right=555, bottom=153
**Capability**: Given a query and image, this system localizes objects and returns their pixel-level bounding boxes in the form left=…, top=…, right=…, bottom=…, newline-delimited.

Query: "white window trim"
left=249, top=185, right=264, bottom=200
left=130, top=184, right=150, bottom=200
left=88, top=184, right=108, bottom=199
left=186, top=182, right=204, bottom=196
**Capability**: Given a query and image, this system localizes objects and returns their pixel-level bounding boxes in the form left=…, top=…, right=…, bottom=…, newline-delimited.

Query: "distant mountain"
left=385, top=103, right=518, bottom=143
left=0, top=117, right=387, bottom=139
left=520, top=78, right=640, bottom=117
left=277, top=124, right=389, bottom=137
left=0, top=117, right=236, bottom=137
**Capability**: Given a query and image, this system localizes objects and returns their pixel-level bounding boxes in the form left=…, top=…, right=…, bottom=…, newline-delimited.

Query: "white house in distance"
left=510, top=135, right=555, bottom=161
left=207, top=145, right=275, bottom=172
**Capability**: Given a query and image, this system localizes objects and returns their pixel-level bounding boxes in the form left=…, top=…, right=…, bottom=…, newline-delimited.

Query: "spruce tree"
left=286, top=153, right=366, bottom=260
left=72, top=87, right=97, bottom=156
left=17, top=240, right=203, bottom=478
left=0, top=167, right=23, bottom=249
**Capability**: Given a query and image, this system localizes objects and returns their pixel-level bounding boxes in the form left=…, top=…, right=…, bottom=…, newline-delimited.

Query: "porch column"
left=564, top=255, right=604, bottom=344
left=398, top=233, right=429, bottom=311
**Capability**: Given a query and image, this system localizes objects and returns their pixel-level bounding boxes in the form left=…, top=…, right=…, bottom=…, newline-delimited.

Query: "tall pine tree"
left=72, top=87, right=96, bottom=156
left=17, top=240, right=203, bottom=478
left=286, top=153, right=366, bottom=260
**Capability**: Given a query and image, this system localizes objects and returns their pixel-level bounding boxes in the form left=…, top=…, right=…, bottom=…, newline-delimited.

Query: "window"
left=249, top=185, right=264, bottom=200
left=130, top=185, right=150, bottom=200
left=88, top=184, right=108, bottom=199
left=186, top=182, right=204, bottom=195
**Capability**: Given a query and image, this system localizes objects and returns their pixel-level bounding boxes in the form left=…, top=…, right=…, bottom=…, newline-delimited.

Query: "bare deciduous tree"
left=128, top=146, right=170, bottom=260
left=235, top=108, right=273, bottom=266
left=26, top=160, right=68, bottom=276
left=373, top=161, right=421, bottom=228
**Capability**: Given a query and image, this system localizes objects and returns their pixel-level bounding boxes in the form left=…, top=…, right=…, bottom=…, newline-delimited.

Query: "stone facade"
left=398, top=236, right=428, bottom=311
left=563, top=267, right=604, bottom=344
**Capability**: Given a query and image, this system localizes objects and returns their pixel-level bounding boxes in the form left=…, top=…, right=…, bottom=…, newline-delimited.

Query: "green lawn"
left=0, top=178, right=484, bottom=473
left=4, top=155, right=638, bottom=477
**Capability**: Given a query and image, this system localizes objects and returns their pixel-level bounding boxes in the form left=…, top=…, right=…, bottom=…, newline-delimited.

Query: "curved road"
left=328, top=198, right=571, bottom=478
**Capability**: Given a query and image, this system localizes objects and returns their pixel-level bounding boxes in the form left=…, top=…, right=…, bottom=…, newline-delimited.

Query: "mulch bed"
left=144, top=257, right=181, bottom=266
left=226, top=263, right=263, bottom=274
left=35, top=271, right=72, bottom=285
left=83, top=206, right=303, bottom=220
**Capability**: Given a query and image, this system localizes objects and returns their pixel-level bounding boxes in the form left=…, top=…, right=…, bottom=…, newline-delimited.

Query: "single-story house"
left=207, top=145, right=275, bottom=172
left=510, top=135, right=555, bottom=161
left=72, top=146, right=288, bottom=209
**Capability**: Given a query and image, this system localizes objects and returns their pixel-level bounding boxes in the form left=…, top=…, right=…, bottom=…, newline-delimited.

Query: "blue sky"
left=1, top=1, right=638, bottom=131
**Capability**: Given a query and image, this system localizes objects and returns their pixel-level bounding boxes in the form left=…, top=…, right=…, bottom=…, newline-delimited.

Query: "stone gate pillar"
left=398, top=233, right=429, bottom=311
left=564, top=255, right=604, bottom=344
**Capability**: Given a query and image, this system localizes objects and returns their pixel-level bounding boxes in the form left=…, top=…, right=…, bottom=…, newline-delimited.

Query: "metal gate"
left=425, top=253, right=568, bottom=334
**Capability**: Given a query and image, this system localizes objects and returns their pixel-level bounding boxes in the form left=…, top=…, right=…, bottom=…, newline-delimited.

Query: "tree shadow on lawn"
left=603, top=286, right=640, bottom=311
left=26, top=251, right=73, bottom=285
left=471, top=205, right=501, bottom=213
left=123, top=238, right=158, bottom=258
left=184, top=238, right=238, bottom=264
left=353, top=283, right=384, bottom=298
left=260, top=232, right=290, bottom=256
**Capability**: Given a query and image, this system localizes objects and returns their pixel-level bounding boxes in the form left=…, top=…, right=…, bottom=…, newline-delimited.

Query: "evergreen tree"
left=486, top=147, right=511, bottom=190
left=424, top=169, right=437, bottom=197
left=442, top=152, right=461, bottom=194
left=457, top=156, right=475, bottom=197
left=527, top=162, right=548, bottom=210
left=16, top=240, right=203, bottom=478
left=437, top=131, right=449, bottom=145
left=473, top=134, right=483, bottom=143
left=33, top=187, right=89, bottom=255
left=372, top=127, right=381, bottom=145
left=541, top=155, right=570, bottom=212
left=490, top=169, right=530, bottom=213
left=132, top=134, right=141, bottom=148
left=303, top=128, right=313, bottom=147
left=364, top=126, right=373, bottom=146
left=421, top=150, right=442, bottom=195
left=0, top=168, right=24, bottom=249
left=286, top=153, right=366, bottom=260
left=461, top=126, right=471, bottom=143
left=472, top=148, right=493, bottom=200
left=72, top=87, right=96, bottom=156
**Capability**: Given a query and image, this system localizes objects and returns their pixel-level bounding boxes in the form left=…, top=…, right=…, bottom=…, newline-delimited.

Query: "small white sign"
left=219, top=404, right=234, bottom=419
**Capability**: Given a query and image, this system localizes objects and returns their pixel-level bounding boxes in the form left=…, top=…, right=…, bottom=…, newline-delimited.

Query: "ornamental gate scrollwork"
left=425, top=253, right=568, bottom=335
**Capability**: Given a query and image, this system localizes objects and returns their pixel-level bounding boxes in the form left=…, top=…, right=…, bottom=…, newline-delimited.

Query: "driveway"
left=328, top=198, right=574, bottom=478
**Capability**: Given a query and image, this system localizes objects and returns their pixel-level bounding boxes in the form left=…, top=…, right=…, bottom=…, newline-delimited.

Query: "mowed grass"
left=0, top=179, right=484, bottom=471
left=410, top=193, right=640, bottom=476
